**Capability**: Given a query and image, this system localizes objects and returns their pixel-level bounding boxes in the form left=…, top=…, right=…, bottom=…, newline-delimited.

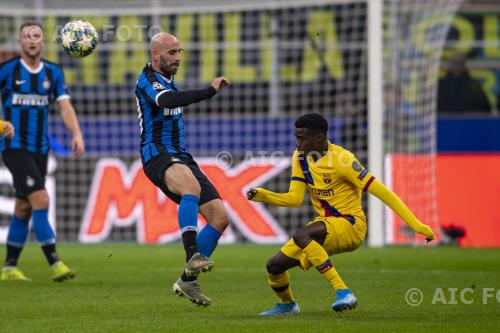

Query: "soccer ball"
left=61, top=20, right=98, bottom=58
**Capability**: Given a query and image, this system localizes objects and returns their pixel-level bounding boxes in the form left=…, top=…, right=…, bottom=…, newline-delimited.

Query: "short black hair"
left=19, top=21, right=44, bottom=33
left=295, top=113, right=328, bottom=134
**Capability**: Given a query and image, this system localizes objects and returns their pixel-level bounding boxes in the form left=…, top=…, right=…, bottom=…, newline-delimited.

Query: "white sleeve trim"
left=56, top=94, right=71, bottom=101
left=154, top=90, right=168, bottom=106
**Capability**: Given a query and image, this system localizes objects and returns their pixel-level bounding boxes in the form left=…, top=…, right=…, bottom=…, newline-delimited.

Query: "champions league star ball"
left=61, top=20, right=98, bottom=58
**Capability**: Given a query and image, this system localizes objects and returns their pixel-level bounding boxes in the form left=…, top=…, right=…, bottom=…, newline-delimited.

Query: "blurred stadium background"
left=0, top=0, right=499, bottom=248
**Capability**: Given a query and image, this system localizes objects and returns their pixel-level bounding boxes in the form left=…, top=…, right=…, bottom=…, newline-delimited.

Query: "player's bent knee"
left=266, top=257, right=285, bottom=275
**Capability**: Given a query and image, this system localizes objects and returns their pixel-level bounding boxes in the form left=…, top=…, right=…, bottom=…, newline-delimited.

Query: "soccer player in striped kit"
left=0, top=22, right=85, bottom=281
left=135, top=32, right=230, bottom=306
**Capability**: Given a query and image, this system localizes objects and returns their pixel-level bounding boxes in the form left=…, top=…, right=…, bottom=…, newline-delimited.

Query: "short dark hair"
left=295, top=113, right=328, bottom=134
left=19, top=21, right=44, bottom=34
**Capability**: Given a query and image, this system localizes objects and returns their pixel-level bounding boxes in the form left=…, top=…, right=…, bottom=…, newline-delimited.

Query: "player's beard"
left=159, top=55, right=178, bottom=78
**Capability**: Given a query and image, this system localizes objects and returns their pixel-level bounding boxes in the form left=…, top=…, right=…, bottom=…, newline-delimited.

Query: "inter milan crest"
left=43, top=79, right=50, bottom=90
left=26, top=175, right=35, bottom=187
left=323, top=173, right=332, bottom=184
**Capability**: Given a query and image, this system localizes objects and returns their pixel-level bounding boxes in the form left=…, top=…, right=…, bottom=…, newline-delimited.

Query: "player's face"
left=295, top=128, right=321, bottom=156
left=19, top=25, right=44, bottom=58
left=158, top=39, right=183, bottom=76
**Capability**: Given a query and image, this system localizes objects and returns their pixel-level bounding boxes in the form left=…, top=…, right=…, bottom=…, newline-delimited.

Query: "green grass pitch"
left=1, top=244, right=499, bottom=332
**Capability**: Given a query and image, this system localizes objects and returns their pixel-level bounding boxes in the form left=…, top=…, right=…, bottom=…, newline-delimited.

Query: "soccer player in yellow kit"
left=246, top=113, right=435, bottom=316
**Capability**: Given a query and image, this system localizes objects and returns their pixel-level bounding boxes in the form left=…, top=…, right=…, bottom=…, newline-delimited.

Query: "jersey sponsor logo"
left=15, top=80, right=26, bottom=85
left=12, top=93, right=49, bottom=106
left=322, top=173, right=332, bottom=184
left=311, top=187, right=334, bottom=198
left=358, top=169, right=368, bottom=180
left=79, top=157, right=290, bottom=244
left=164, top=107, right=183, bottom=116
left=352, top=161, right=362, bottom=172
left=152, top=82, right=165, bottom=90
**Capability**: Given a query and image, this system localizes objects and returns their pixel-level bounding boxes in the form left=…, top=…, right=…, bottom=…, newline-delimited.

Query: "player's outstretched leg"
left=172, top=277, right=212, bottom=306
left=332, top=288, right=357, bottom=312
left=302, top=241, right=358, bottom=312
left=294, top=222, right=358, bottom=313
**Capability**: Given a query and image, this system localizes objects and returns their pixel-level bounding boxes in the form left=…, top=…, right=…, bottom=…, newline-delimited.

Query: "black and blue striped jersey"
left=0, top=56, right=69, bottom=154
left=135, top=63, right=218, bottom=164
left=135, top=64, right=186, bottom=163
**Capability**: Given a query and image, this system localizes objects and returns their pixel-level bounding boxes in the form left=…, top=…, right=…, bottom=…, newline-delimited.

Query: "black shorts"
left=143, top=152, right=221, bottom=205
left=2, top=149, right=48, bottom=198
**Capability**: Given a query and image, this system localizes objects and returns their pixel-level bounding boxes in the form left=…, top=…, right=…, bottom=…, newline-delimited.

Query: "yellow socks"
left=267, top=271, right=294, bottom=304
left=303, top=240, right=347, bottom=290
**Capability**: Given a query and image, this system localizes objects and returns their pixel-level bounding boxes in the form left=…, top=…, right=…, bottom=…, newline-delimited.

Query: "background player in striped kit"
left=0, top=22, right=85, bottom=281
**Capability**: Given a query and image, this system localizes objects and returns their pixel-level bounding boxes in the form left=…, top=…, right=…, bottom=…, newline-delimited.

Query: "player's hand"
left=419, top=224, right=435, bottom=242
left=71, top=135, right=85, bottom=158
left=2, top=121, right=15, bottom=139
left=246, top=188, right=258, bottom=200
left=211, top=77, right=230, bottom=92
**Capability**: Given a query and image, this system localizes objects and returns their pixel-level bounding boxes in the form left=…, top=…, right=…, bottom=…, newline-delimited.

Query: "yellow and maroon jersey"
left=290, top=143, right=375, bottom=223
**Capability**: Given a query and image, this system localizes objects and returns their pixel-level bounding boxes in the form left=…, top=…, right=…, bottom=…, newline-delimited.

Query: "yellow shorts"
left=280, top=216, right=367, bottom=271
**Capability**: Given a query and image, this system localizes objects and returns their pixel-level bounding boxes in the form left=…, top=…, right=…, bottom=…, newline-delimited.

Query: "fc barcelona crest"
left=323, top=173, right=332, bottom=184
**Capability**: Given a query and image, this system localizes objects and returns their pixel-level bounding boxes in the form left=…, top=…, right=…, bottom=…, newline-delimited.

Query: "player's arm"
left=0, top=120, right=14, bottom=138
left=156, top=77, right=230, bottom=109
left=58, top=99, right=85, bottom=158
left=247, top=180, right=306, bottom=208
left=53, top=65, right=85, bottom=158
left=365, top=179, right=435, bottom=241
left=338, top=150, right=435, bottom=241
left=247, top=151, right=307, bottom=208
